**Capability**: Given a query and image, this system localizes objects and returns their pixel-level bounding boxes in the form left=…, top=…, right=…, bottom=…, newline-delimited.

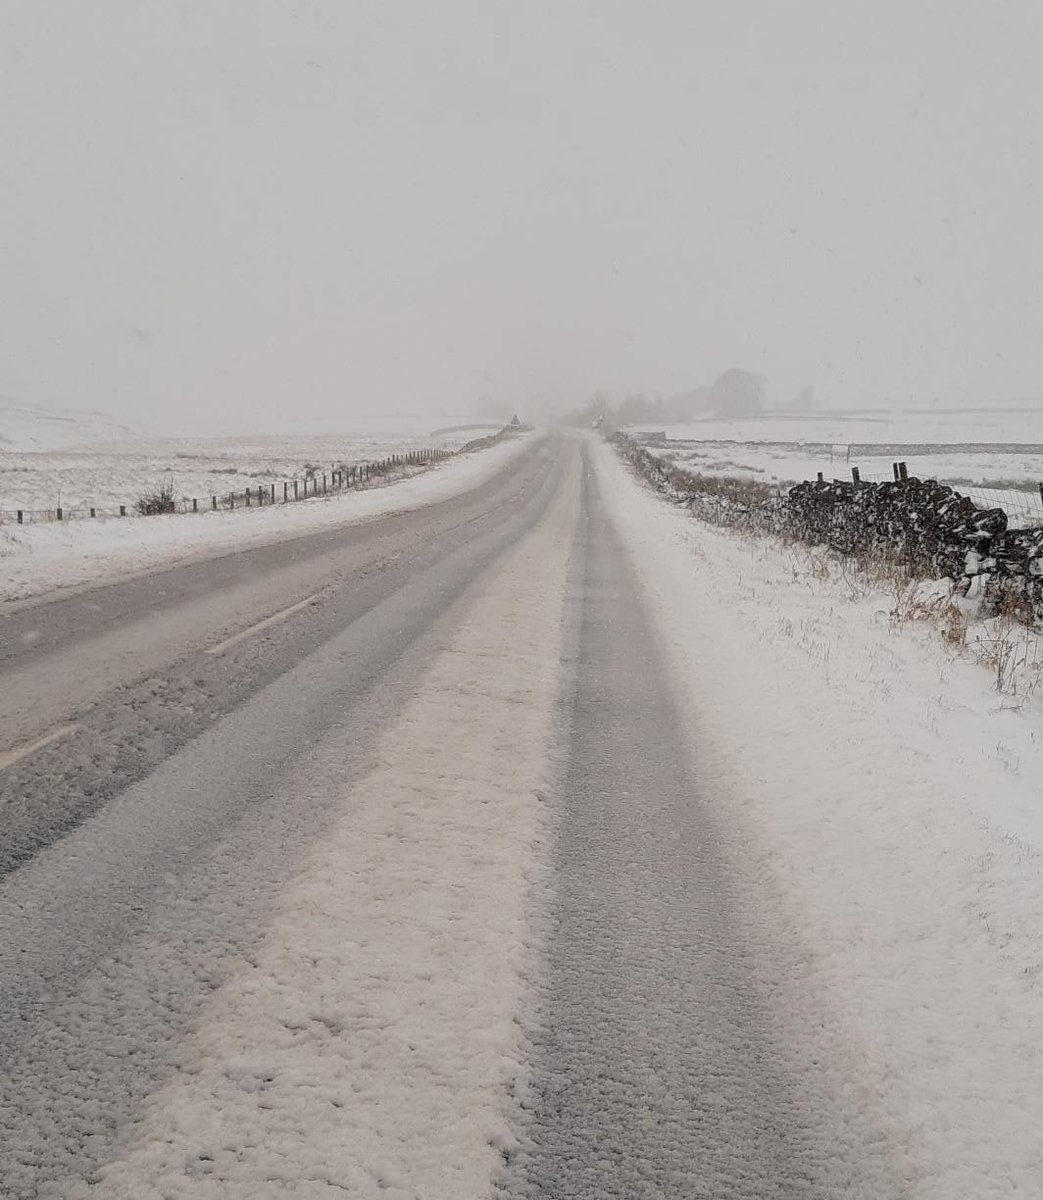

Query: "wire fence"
left=958, top=485, right=1043, bottom=529
left=0, top=447, right=453, bottom=527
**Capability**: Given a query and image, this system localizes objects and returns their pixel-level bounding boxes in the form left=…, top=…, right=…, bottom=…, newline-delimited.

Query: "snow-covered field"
left=598, top=438, right=1043, bottom=1195
left=626, top=409, right=1043, bottom=526
left=0, top=431, right=535, bottom=606
left=0, top=415, right=505, bottom=515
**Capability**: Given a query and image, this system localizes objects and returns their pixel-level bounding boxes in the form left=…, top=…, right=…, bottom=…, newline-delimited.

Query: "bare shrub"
left=972, top=613, right=1043, bottom=698
left=134, top=478, right=177, bottom=516
left=941, top=603, right=968, bottom=648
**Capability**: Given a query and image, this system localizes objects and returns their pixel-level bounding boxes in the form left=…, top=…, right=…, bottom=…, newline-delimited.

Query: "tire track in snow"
left=501, top=447, right=898, bottom=1198
left=63, top=447, right=580, bottom=1198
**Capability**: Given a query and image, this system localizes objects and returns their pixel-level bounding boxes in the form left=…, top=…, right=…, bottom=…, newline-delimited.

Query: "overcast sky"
left=2, top=1, right=1042, bottom=428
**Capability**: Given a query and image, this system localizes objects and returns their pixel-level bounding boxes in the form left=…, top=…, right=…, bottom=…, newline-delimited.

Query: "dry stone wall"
left=611, top=432, right=1043, bottom=622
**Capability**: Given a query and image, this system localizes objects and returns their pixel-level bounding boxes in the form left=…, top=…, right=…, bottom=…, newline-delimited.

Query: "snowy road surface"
left=0, top=433, right=1035, bottom=1195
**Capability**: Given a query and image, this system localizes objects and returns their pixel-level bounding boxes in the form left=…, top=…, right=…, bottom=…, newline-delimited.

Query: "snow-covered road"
left=499, top=463, right=896, bottom=1198
left=0, top=433, right=1039, bottom=1195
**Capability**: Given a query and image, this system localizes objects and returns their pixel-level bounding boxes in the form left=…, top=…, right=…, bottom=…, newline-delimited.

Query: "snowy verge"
left=1, top=433, right=538, bottom=607
left=593, top=437, right=1043, bottom=1197
left=63, top=456, right=578, bottom=1199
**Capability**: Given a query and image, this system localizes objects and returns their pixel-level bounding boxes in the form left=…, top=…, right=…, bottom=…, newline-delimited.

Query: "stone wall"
left=611, top=432, right=1043, bottom=621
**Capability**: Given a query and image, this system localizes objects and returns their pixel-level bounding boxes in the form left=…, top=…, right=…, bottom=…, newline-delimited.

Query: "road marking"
left=205, top=594, right=319, bottom=656
left=0, top=723, right=79, bottom=772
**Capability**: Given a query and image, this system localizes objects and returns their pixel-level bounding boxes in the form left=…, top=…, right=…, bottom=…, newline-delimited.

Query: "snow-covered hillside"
left=0, top=398, right=136, bottom=452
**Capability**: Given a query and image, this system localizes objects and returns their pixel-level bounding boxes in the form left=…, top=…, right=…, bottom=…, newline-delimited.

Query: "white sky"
left=2, top=1, right=1042, bottom=428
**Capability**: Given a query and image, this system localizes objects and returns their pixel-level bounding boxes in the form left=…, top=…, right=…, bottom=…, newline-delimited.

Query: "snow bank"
left=63, top=458, right=577, bottom=1199
left=594, top=437, right=1043, bottom=1196
left=1, top=434, right=536, bottom=605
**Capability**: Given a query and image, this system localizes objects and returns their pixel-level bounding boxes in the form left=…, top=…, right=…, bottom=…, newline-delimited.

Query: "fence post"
left=17, top=510, right=23, bottom=524
left=90, top=507, right=96, bottom=518
left=284, top=482, right=288, bottom=502
left=898, top=462, right=908, bottom=481
left=1037, top=482, right=1042, bottom=510
left=212, top=495, right=217, bottom=511
left=246, top=488, right=251, bottom=507
left=294, top=480, right=299, bottom=500
left=120, top=504, right=127, bottom=517
left=851, top=467, right=861, bottom=484
left=56, top=506, right=63, bottom=521
left=816, top=471, right=824, bottom=482
left=229, top=493, right=234, bottom=509
left=192, top=497, right=198, bottom=513
left=323, top=473, right=327, bottom=495
left=892, top=462, right=900, bottom=481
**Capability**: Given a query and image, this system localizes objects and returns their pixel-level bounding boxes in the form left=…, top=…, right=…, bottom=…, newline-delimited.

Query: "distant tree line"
left=565, top=369, right=819, bottom=428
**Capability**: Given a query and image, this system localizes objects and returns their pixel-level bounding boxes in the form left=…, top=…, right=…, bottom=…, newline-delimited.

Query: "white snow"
left=63, top=461, right=577, bottom=1199
left=0, top=433, right=536, bottom=606
left=0, top=396, right=137, bottom=451
left=639, top=407, right=1043, bottom=447
left=594, top=436, right=1043, bottom=1195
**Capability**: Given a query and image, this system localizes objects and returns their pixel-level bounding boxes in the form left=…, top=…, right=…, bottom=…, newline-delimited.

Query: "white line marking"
left=205, top=594, right=319, bottom=656
left=0, top=723, right=79, bottom=772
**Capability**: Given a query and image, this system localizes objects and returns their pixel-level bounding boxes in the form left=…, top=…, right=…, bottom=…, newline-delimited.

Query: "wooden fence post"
left=192, top=498, right=198, bottom=513
left=892, top=462, right=900, bottom=481
left=816, top=471, right=824, bottom=482
left=898, top=462, right=908, bottom=481
left=851, top=467, right=861, bottom=484
left=294, top=480, right=299, bottom=500
left=17, top=510, right=23, bottom=524
left=90, top=507, right=97, bottom=518
left=120, top=504, right=127, bottom=517
left=212, top=495, right=217, bottom=511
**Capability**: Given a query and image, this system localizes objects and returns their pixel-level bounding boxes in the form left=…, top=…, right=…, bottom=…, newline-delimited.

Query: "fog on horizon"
left=2, top=1, right=1042, bottom=434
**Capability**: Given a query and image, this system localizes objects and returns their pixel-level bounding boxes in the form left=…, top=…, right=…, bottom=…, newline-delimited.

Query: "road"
left=0, top=435, right=880, bottom=1197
